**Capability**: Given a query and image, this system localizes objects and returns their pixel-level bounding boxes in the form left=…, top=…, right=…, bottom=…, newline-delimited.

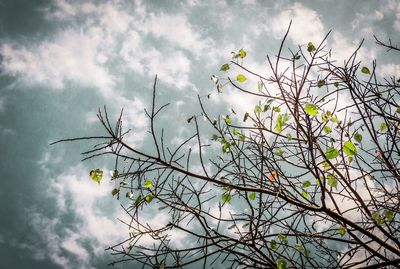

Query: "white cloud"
left=27, top=212, right=95, bottom=269
left=270, top=3, right=325, bottom=46
left=379, top=63, right=400, bottom=77
left=61, top=232, right=90, bottom=261
left=330, top=31, right=376, bottom=64
left=0, top=29, right=114, bottom=94
left=120, top=38, right=193, bottom=90
left=141, top=12, right=213, bottom=53
left=27, top=163, right=127, bottom=268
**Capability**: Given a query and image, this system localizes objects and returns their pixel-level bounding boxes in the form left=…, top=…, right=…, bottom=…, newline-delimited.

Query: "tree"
left=54, top=24, right=400, bottom=268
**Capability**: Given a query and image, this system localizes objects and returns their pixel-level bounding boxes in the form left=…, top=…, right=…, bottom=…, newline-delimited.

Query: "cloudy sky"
left=0, top=0, right=399, bottom=268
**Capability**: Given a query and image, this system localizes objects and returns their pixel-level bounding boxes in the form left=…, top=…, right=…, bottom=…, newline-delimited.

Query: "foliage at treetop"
left=54, top=24, right=400, bottom=268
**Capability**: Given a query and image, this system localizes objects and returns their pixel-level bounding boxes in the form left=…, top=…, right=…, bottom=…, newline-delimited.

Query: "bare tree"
left=54, top=24, right=400, bottom=268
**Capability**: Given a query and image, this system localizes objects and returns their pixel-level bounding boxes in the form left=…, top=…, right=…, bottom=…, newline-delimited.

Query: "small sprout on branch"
left=325, top=148, right=339, bottom=159
left=110, top=169, right=119, bottom=179
left=354, top=132, right=362, bottom=142
left=338, top=226, right=346, bottom=237
left=220, top=63, right=230, bottom=71
left=145, top=193, right=154, bottom=203
left=243, top=112, right=249, bottom=122
left=221, top=193, right=232, bottom=203
left=225, top=116, right=232, bottom=125
left=323, top=126, right=332, bottom=134
left=236, top=74, right=247, bottom=83
left=343, top=141, right=357, bottom=156
left=307, top=42, right=316, bottom=52
left=274, top=113, right=289, bottom=133
left=327, top=174, right=338, bottom=188
left=239, top=48, right=247, bottom=58
left=380, top=122, right=388, bottom=132
left=317, top=80, right=325, bottom=88
left=305, top=103, right=318, bottom=116
left=269, top=240, right=278, bottom=250
left=144, top=180, right=153, bottom=189
left=277, top=259, right=287, bottom=269
left=89, top=169, right=103, bottom=184
left=361, top=66, right=370, bottom=74
left=112, top=188, right=119, bottom=196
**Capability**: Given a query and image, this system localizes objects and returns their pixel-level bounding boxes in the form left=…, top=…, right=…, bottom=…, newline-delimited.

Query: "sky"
left=0, top=0, right=399, bottom=268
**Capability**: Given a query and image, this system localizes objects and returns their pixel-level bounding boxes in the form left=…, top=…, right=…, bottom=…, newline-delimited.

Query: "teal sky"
left=0, top=0, right=399, bottom=268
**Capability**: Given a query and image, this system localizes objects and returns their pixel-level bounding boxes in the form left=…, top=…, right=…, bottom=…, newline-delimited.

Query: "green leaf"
left=225, top=116, right=232, bottom=125
left=325, top=148, right=339, bottom=159
left=159, top=260, right=166, bottom=269
left=354, top=132, right=362, bottom=143
left=249, top=192, right=256, bottom=200
left=302, top=181, right=311, bottom=188
left=380, top=122, right=388, bottom=132
left=396, top=107, right=400, bottom=114
left=274, top=148, right=284, bottom=157
left=220, top=63, right=230, bottom=71
left=239, top=48, right=247, bottom=58
left=327, top=174, right=338, bottom=188
left=317, top=80, right=325, bottom=88
left=286, top=134, right=292, bottom=140
left=273, top=106, right=281, bottom=113
left=243, top=112, right=249, bottom=122
left=227, top=224, right=236, bottom=230
left=294, top=244, right=303, bottom=251
left=89, top=169, right=103, bottom=184
left=321, top=113, right=328, bottom=122
left=222, top=140, right=231, bottom=153
left=145, top=193, right=154, bottom=203
left=274, top=113, right=289, bottom=133
left=236, top=74, right=247, bottom=82
left=277, top=259, right=287, bottom=269
left=334, top=82, right=339, bottom=88
left=305, top=103, right=318, bottom=116
left=269, top=240, right=277, bottom=250
left=233, top=129, right=239, bottom=135
left=216, top=84, right=222, bottom=93
left=254, top=105, right=262, bottom=114
left=343, top=141, right=357, bottom=156
left=307, top=42, right=316, bottom=52
left=322, top=161, right=331, bottom=170
left=110, top=169, right=118, bottom=179
left=361, top=66, right=370, bottom=74
left=330, top=116, right=338, bottom=123
left=144, top=180, right=153, bottom=188
left=111, top=188, right=119, bottom=196
left=263, top=104, right=270, bottom=112
left=372, top=211, right=384, bottom=224
left=323, top=126, right=332, bottom=134
left=301, top=191, right=309, bottom=198
left=385, top=210, right=394, bottom=221
left=212, top=134, right=218, bottom=141
left=239, top=134, right=245, bottom=141
left=135, top=195, right=142, bottom=206
left=258, top=80, right=264, bottom=92
left=221, top=193, right=232, bottom=203
left=338, top=226, right=346, bottom=237
left=278, top=234, right=288, bottom=244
